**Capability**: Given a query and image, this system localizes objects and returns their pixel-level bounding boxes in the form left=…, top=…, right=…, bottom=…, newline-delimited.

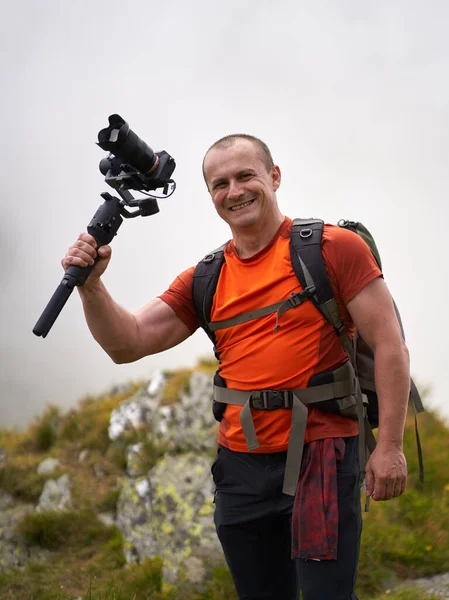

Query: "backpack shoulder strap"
left=290, top=219, right=332, bottom=304
left=290, top=218, right=355, bottom=362
left=192, top=241, right=228, bottom=345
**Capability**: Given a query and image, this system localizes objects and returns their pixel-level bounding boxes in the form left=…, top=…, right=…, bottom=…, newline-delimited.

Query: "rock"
left=183, top=556, right=206, bottom=584
left=116, top=452, right=222, bottom=585
left=108, top=370, right=166, bottom=441
left=0, top=491, right=13, bottom=510
left=37, top=457, right=60, bottom=474
left=126, top=443, right=144, bottom=477
left=108, top=381, right=135, bottom=397
left=108, top=370, right=218, bottom=454
left=78, top=449, right=89, bottom=463
left=93, top=464, right=105, bottom=479
left=0, top=446, right=6, bottom=467
left=98, top=512, right=115, bottom=527
left=0, top=503, right=51, bottom=572
left=400, top=572, right=449, bottom=599
left=37, top=474, right=72, bottom=512
left=152, top=371, right=218, bottom=452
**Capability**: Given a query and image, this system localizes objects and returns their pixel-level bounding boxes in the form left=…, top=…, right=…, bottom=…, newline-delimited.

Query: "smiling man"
left=63, top=134, right=410, bottom=600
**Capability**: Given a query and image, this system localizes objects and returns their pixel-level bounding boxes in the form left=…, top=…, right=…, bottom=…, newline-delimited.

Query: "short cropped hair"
left=202, top=134, right=274, bottom=183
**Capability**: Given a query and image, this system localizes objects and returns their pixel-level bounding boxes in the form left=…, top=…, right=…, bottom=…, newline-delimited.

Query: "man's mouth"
left=230, top=199, right=255, bottom=211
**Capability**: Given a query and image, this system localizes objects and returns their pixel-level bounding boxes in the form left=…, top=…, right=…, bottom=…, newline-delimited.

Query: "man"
left=63, top=135, right=409, bottom=600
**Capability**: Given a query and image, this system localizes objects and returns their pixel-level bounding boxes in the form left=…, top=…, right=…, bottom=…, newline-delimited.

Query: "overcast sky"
left=1, top=0, right=448, bottom=428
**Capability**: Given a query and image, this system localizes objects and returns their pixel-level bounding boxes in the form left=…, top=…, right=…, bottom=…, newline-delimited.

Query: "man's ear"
left=272, top=165, right=281, bottom=191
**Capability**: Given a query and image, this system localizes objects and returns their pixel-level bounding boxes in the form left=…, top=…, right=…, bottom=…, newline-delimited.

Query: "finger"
left=71, top=239, right=97, bottom=259
left=365, top=467, right=375, bottom=497
left=97, top=245, right=111, bottom=258
left=372, top=479, right=387, bottom=501
left=78, top=232, right=97, bottom=247
left=383, top=482, right=395, bottom=501
left=400, top=474, right=407, bottom=496
left=62, top=254, right=92, bottom=270
left=394, top=474, right=407, bottom=498
left=392, top=479, right=403, bottom=499
left=68, top=246, right=96, bottom=265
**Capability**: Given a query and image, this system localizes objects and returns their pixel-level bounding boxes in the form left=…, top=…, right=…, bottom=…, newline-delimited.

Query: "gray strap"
left=293, top=379, right=356, bottom=404
left=214, top=386, right=251, bottom=406
left=213, top=387, right=260, bottom=451
left=321, top=298, right=356, bottom=363
left=213, top=386, right=310, bottom=495
left=283, top=395, right=308, bottom=495
left=240, top=399, right=260, bottom=451
left=214, top=375, right=357, bottom=497
left=214, top=379, right=356, bottom=409
left=296, top=253, right=356, bottom=362
left=358, top=377, right=376, bottom=392
left=208, top=289, right=314, bottom=333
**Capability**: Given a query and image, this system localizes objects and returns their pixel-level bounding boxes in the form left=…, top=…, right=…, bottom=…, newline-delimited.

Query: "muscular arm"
left=347, top=277, right=410, bottom=500
left=63, top=233, right=192, bottom=363
left=79, top=281, right=192, bottom=363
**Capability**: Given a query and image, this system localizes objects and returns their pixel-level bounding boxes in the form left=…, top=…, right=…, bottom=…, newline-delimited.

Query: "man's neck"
left=232, top=213, right=285, bottom=258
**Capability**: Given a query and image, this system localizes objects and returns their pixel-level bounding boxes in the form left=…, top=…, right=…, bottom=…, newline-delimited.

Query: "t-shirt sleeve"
left=322, top=225, right=383, bottom=306
left=158, top=266, right=200, bottom=334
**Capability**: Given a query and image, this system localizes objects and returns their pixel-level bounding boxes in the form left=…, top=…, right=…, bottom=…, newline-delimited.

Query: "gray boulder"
left=116, top=452, right=222, bottom=585
left=108, top=370, right=166, bottom=441
left=0, top=503, right=51, bottom=572
left=37, top=474, right=72, bottom=512
left=152, top=371, right=218, bottom=452
left=37, top=457, right=60, bottom=475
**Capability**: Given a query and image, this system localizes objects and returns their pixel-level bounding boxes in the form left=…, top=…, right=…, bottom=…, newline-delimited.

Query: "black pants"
left=212, top=436, right=361, bottom=600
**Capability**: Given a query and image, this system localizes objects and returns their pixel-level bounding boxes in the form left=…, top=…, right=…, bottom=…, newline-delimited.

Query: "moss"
left=20, top=405, right=61, bottom=452
left=0, top=456, right=52, bottom=502
left=0, top=379, right=447, bottom=600
left=196, top=356, right=219, bottom=375
left=204, top=565, right=239, bottom=600
left=356, top=406, right=449, bottom=598
left=16, top=509, right=116, bottom=551
left=58, top=384, right=141, bottom=452
left=370, top=589, right=440, bottom=600
left=160, top=370, right=192, bottom=405
left=97, top=487, right=121, bottom=513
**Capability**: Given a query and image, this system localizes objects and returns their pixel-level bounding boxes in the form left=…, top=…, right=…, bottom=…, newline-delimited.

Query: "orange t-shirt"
left=159, top=217, right=382, bottom=453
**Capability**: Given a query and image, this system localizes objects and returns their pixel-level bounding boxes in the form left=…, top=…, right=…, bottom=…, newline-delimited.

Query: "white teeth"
left=231, top=200, right=253, bottom=211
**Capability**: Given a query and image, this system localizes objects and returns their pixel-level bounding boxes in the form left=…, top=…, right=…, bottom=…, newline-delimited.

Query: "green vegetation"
left=160, top=369, right=192, bottom=405
left=0, top=373, right=447, bottom=599
left=196, top=356, right=219, bottom=375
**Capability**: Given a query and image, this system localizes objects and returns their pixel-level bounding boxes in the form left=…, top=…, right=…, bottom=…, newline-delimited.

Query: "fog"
left=1, top=0, right=448, bottom=427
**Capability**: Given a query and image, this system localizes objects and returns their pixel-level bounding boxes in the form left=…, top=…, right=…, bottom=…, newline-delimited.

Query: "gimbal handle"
left=33, top=194, right=124, bottom=337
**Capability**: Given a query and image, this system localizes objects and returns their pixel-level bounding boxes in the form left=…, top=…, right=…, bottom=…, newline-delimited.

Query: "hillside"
left=0, top=360, right=447, bottom=600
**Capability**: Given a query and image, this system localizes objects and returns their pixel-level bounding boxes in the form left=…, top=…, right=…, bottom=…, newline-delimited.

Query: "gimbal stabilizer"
left=33, top=114, right=176, bottom=338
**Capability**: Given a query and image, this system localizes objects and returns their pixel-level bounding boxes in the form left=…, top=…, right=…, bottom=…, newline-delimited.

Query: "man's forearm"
left=78, top=279, right=140, bottom=363
left=373, top=339, right=410, bottom=447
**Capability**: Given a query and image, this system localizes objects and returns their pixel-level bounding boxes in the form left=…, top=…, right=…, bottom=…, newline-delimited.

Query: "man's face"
left=203, top=140, right=281, bottom=231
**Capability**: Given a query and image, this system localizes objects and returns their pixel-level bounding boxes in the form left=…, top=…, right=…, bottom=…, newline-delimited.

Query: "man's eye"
left=214, top=182, right=227, bottom=189
left=241, top=173, right=252, bottom=180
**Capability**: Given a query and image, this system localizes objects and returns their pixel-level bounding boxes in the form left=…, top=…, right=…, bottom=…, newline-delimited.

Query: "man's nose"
left=227, top=179, right=244, bottom=200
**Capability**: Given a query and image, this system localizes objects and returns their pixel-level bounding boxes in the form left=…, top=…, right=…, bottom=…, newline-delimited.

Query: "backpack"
left=192, top=218, right=424, bottom=495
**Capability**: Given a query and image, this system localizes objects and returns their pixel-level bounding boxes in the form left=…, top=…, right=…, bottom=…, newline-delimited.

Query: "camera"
left=97, top=114, right=176, bottom=193
left=33, top=114, right=176, bottom=338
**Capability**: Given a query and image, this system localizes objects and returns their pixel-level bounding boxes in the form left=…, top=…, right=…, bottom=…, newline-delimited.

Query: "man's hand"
left=62, top=233, right=112, bottom=284
left=365, top=441, right=407, bottom=501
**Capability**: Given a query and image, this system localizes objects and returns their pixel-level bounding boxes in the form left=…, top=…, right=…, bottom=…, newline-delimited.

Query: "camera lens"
left=97, top=114, right=157, bottom=174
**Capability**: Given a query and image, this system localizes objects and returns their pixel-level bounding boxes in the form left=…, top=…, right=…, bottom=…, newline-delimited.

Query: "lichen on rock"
left=116, top=452, right=222, bottom=585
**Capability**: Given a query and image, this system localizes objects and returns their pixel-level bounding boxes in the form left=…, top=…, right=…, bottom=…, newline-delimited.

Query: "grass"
left=0, top=376, right=447, bottom=599
left=160, top=369, right=192, bottom=405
